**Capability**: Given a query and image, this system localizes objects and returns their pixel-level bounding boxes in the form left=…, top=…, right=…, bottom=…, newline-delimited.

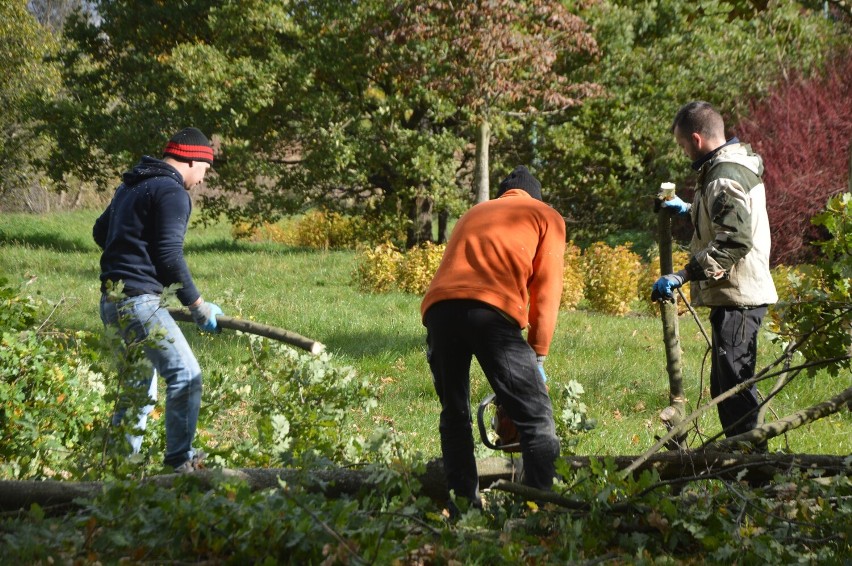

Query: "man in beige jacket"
left=653, top=102, right=778, bottom=450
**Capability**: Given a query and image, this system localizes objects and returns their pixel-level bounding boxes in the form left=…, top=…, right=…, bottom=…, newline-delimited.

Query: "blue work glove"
left=661, top=195, right=690, bottom=216
left=536, top=355, right=547, bottom=383
left=189, top=301, right=223, bottom=333
left=651, top=272, right=686, bottom=302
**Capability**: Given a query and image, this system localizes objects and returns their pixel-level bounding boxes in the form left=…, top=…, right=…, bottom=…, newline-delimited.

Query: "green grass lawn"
left=1, top=209, right=849, bottom=459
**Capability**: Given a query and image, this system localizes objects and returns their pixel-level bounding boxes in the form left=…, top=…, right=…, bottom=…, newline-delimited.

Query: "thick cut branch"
left=656, top=206, right=686, bottom=447
left=167, top=308, right=325, bottom=354
left=706, top=384, right=852, bottom=451
left=624, top=354, right=851, bottom=476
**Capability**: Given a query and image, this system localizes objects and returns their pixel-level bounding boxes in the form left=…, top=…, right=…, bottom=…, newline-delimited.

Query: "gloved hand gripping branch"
left=651, top=270, right=689, bottom=302
left=189, top=300, right=223, bottom=333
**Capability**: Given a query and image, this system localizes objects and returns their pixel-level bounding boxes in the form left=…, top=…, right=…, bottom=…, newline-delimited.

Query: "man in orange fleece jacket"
left=421, top=165, right=566, bottom=513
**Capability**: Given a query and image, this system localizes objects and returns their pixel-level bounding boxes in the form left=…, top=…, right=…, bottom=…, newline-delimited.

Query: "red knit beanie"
left=163, top=127, right=214, bottom=164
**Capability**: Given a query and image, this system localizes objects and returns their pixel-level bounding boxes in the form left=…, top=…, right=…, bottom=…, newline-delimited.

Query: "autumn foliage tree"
left=385, top=0, right=600, bottom=203
left=734, top=49, right=852, bottom=266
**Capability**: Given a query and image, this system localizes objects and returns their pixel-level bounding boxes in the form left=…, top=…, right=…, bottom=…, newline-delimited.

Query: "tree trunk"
left=474, top=118, right=491, bottom=203
left=437, top=208, right=450, bottom=244
left=405, top=194, right=434, bottom=248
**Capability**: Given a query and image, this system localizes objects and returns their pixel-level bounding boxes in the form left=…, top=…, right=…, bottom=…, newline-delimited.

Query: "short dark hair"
left=671, top=101, right=724, bottom=138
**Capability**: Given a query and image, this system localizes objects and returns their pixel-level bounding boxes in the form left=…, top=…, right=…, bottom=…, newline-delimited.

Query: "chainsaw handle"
left=477, top=394, right=522, bottom=453
left=477, top=394, right=501, bottom=450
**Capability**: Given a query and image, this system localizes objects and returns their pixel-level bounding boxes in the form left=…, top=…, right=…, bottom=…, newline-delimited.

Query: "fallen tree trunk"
left=2, top=452, right=848, bottom=513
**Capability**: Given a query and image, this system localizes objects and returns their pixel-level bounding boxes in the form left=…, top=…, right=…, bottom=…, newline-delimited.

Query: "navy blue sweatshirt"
left=93, top=156, right=201, bottom=306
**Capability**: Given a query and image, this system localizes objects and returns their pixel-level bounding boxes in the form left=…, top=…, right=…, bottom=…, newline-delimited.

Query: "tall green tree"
left=40, top=1, right=601, bottom=246
left=41, top=0, right=466, bottom=245
left=41, top=0, right=301, bottom=200
left=536, top=0, right=848, bottom=244
left=0, top=0, right=59, bottom=207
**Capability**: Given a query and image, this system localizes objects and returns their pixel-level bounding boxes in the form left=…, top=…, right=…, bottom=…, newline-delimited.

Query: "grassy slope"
left=1, top=210, right=849, bottom=459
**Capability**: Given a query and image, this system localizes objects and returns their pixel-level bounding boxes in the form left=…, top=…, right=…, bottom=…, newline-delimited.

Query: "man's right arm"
left=153, top=186, right=200, bottom=306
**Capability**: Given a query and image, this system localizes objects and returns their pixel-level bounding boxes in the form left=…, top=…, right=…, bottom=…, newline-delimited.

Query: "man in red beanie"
left=93, top=127, right=224, bottom=473
left=421, top=165, right=566, bottom=514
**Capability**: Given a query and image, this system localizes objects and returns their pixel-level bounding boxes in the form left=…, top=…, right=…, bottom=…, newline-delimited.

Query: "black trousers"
left=424, top=300, right=560, bottom=504
left=709, top=305, right=768, bottom=444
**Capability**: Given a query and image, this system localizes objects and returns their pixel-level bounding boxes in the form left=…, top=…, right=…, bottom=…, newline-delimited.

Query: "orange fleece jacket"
left=420, top=189, right=566, bottom=355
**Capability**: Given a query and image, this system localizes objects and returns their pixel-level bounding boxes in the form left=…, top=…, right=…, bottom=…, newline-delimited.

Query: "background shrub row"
left=238, top=208, right=802, bottom=317
left=353, top=240, right=807, bottom=318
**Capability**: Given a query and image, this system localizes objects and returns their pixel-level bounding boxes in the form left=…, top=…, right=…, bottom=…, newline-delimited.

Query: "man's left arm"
left=527, top=214, right=566, bottom=356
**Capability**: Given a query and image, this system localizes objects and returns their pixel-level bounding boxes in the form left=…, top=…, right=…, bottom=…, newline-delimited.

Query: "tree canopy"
left=21, top=0, right=852, bottom=253
left=0, top=0, right=60, bottom=200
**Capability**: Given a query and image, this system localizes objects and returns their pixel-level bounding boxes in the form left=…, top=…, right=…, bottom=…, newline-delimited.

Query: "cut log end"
left=659, top=405, right=683, bottom=424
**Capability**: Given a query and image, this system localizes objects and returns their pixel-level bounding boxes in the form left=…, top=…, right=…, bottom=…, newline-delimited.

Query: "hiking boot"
left=173, top=450, right=206, bottom=474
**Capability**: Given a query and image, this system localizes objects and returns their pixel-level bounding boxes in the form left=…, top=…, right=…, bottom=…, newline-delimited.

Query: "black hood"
left=122, top=156, right=183, bottom=186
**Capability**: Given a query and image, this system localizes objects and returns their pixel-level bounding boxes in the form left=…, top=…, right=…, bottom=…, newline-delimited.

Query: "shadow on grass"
left=0, top=229, right=94, bottom=253
left=183, top=239, right=326, bottom=256
left=322, top=330, right=424, bottom=359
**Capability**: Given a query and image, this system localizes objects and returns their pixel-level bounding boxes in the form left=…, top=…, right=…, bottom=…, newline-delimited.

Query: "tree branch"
left=622, top=353, right=851, bottom=477
left=705, top=384, right=852, bottom=452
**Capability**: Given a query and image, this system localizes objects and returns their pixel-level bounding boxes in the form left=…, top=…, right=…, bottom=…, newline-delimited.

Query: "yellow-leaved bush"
left=294, top=210, right=362, bottom=250
left=582, top=242, right=642, bottom=316
left=768, top=263, right=813, bottom=330
left=232, top=209, right=405, bottom=250
left=353, top=243, right=403, bottom=293
left=354, top=242, right=447, bottom=294
left=396, top=242, right=446, bottom=294
left=561, top=241, right=585, bottom=311
left=231, top=222, right=297, bottom=244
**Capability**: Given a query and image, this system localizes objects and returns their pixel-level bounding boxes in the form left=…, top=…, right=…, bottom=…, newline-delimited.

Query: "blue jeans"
left=424, top=300, right=560, bottom=505
left=100, top=294, right=202, bottom=467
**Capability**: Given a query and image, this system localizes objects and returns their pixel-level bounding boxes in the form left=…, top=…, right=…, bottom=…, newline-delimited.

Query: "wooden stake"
left=656, top=196, right=686, bottom=448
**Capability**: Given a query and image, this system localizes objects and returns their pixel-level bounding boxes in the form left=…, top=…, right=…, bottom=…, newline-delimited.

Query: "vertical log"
left=657, top=192, right=687, bottom=448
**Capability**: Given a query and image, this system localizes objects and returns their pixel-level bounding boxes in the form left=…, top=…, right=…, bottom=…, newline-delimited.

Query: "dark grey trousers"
left=424, top=299, right=560, bottom=506
left=709, top=305, right=768, bottom=446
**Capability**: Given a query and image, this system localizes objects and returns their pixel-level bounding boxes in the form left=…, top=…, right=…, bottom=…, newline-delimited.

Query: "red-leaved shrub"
left=734, top=50, right=852, bottom=266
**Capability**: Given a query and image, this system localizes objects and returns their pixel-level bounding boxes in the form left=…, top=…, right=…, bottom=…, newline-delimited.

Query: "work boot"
left=173, top=450, right=206, bottom=474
